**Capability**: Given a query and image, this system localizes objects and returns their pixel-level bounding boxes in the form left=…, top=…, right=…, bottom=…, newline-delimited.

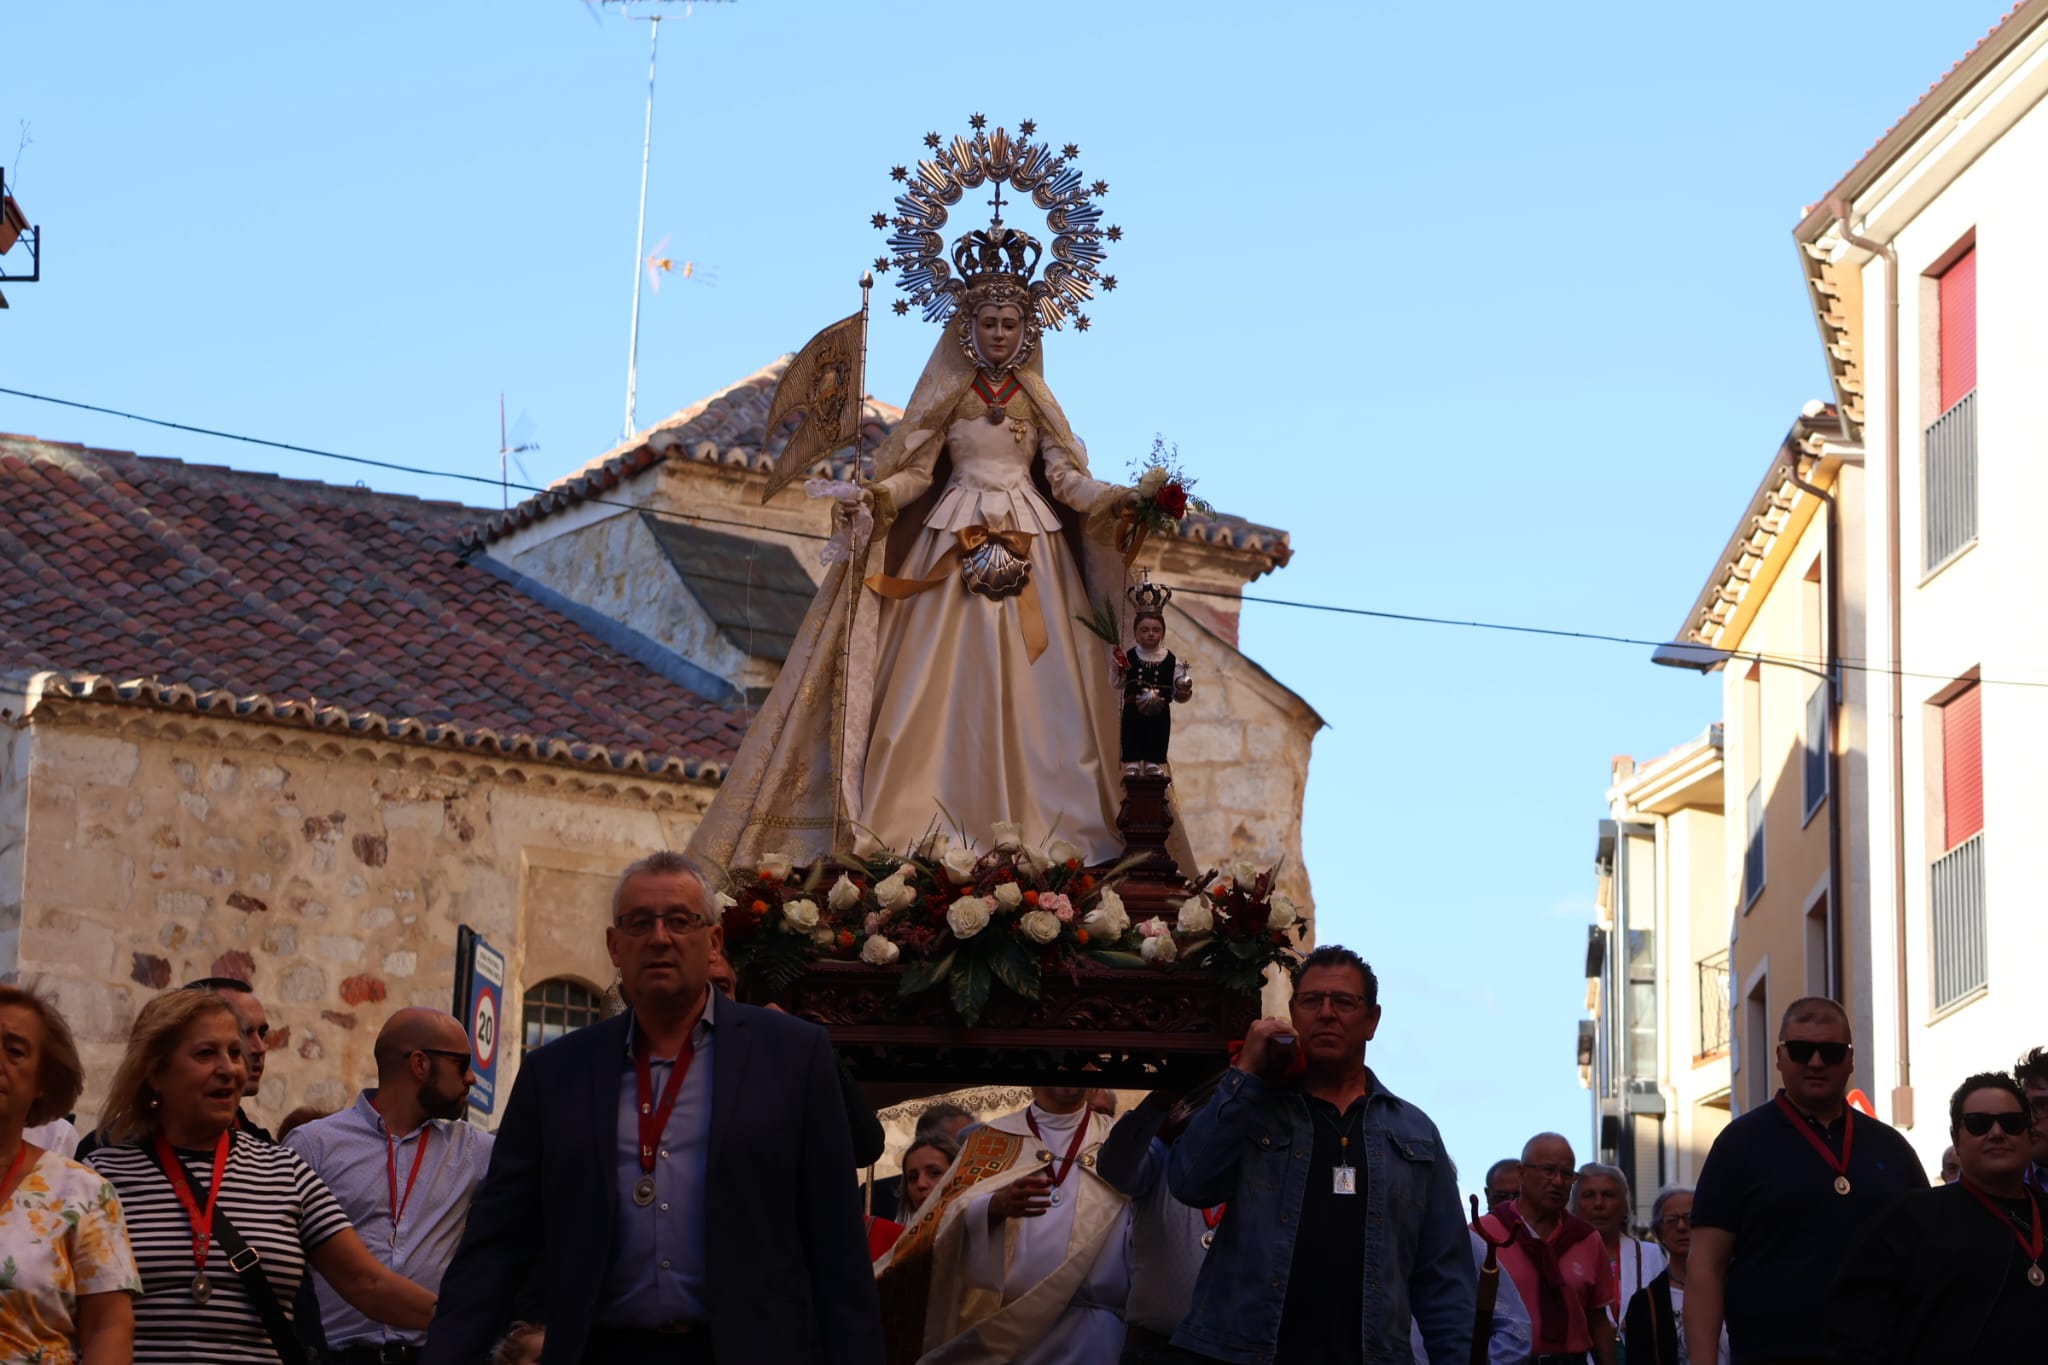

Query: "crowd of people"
left=0, top=852, right=2041, bottom=1363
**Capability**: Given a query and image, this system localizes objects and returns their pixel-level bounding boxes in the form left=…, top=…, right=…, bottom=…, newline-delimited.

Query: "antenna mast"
left=606, top=0, right=731, bottom=443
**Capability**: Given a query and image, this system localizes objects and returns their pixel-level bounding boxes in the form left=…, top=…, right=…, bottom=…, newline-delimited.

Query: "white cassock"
left=916, top=1103, right=1131, bottom=1365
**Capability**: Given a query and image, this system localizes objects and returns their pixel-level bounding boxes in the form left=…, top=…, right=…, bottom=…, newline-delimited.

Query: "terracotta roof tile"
left=0, top=436, right=748, bottom=779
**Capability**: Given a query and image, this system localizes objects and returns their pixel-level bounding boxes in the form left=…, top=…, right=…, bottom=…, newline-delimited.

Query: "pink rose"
left=1039, top=892, right=1075, bottom=923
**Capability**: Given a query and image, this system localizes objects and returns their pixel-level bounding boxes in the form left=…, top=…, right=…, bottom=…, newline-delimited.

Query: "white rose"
left=991, top=820, right=1025, bottom=851
left=1014, top=846, right=1050, bottom=876
left=782, top=897, right=820, bottom=932
left=1047, top=838, right=1086, bottom=867
left=1082, top=892, right=1129, bottom=941
left=812, top=926, right=838, bottom=948
left=947, top=895, right=992, bottom=940
left=1141, top=933, right=1179, bottom=964
left=992, top=881, right=1024, bottom=910
left=828, top=873, right=862, bottom=912
left=942, top=846, right=980, bottom=883
left=1019, top=909, right=1062, bottom=944
left=1268, top=894, right=1300, bottom=931
left=1228, top=860, right=1261, bottom=892
left=874, top=872, right=914, bottom=910
left=920, top=832, right=951, bottom=858
left=758, top=852, right=795, bottom=881
left=860, top=935, right=901, bottom=966
left=1175, top=897, right=1214, bottom=934
left=1137, top=465, right=1169, bottom=498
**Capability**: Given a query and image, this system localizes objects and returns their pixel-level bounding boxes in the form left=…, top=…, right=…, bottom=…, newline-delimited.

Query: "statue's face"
left=1134, top=617, right=1165, bottom=650
left=973, top=303, right=1025, bottom=368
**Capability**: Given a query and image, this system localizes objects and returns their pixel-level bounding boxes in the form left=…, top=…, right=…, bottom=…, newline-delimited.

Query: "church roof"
left=470, top=357, right=1294, bottom=570
left=0, top=433, right=749, bottom=780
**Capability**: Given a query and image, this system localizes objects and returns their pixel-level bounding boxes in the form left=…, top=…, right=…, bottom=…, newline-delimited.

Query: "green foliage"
left=950, top=957, right=993, bottom=1026
left=985, top=934, right=1043, bottom=1001
left=1075, top=596, right=1120, bottom=644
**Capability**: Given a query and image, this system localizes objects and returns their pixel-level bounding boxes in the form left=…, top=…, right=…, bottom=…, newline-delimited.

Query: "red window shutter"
left=1943, top=683, right=1983, bottom=848
left=1939, top=248, right=1977, bottom=411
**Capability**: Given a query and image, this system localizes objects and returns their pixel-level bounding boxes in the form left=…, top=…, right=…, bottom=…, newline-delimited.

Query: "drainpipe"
left=1828, top=198, right=1911, bottom=1128
left=1785, top=452, right=1847, bottom=1007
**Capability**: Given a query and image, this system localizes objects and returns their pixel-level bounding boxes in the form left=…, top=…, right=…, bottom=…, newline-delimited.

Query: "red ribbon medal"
left=154, top=1130, right=232, bottom=1303
left=1775, top=1093, right=1856, bottom=1194
left=1961, top=1178, right=2048, bottom=1287
left=386, top=1126, right=430, bottom=1246
left=1024, top=1108, right=1092, bottom=1209
left=630, top=1021, right=696, bottom=1208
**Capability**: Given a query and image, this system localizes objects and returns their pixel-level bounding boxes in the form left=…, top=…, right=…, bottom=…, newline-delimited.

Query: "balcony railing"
left=1697, top=948, right=1731, bottom=1059
left=1924, top=389, right=1977, bottom=572
left=1931, top=832, right=1987, bottom=1012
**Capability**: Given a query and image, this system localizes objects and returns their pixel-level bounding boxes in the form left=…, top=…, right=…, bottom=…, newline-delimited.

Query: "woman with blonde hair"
left=86, top=989, right=436, bottom=1363
left=0, top=984, right=140, bottom=1363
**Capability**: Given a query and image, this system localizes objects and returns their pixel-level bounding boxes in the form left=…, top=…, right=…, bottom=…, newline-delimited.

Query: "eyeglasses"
left=1782, top=1040, right=1850, bottom=1066
left=1657, top=1211, right=1693, bottom=1228
left=614, top=912, right=711, bottom=939
left=1293, top=991, right=1369, bottom=1014
left=1960, top=1111, right=2031, bottom=1137
left=1523, top=1162, right=1577, bottom=1184
left=415, top=1048, right=474, bottom=1068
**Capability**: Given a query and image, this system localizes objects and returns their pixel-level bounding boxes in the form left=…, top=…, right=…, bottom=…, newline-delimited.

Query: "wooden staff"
left=1470, top=1192, right=1501, bottom=1365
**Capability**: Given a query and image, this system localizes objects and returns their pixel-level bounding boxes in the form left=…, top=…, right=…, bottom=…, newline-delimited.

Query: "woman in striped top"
left=86, top=990, right=436, bottom=1363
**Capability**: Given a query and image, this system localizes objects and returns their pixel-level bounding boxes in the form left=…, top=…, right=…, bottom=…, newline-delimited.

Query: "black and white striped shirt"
left=87, top=1134, right=353, bottom=1363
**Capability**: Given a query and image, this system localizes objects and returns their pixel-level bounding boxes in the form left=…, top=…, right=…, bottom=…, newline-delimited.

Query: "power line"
left=4, top=383, right=2043, bottom=692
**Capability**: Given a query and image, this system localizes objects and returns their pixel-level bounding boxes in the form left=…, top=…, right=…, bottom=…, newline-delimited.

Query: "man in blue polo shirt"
left=1686, top=997, right=1926, bottom=1364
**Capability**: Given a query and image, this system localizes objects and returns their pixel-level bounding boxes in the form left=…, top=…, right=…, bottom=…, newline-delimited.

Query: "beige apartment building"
left=1658, top=406, right=1869, bottom=1117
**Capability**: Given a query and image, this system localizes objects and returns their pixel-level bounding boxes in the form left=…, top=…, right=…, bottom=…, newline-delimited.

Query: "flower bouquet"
left=717, top=829, right=1307, bottom=1027
left=1166, top=859, right=1310, bottom=996
left=1117, top=435, right=1214, bottom=566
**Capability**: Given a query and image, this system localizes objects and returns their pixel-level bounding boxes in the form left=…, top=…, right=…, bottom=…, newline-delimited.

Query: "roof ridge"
left=0, top=434, right=488, bottom=517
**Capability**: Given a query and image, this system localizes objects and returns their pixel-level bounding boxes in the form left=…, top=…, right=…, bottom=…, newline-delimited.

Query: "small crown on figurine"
left=1127, top=573, right=1172, bottom=619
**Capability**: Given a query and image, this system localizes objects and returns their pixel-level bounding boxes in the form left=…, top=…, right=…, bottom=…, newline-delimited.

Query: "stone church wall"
left=11, top=707, right=714, bottom=1131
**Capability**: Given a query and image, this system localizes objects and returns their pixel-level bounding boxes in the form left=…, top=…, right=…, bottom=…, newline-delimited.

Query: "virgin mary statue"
left=689, top=144, right=1157, bottom=871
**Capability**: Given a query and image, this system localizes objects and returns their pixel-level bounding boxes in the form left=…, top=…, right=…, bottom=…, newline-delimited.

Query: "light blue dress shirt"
left=597, top=993, right=717, bottom=1328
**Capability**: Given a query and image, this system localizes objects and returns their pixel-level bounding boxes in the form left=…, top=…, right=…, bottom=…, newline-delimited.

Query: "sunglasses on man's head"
left=1960, top=1110, right=2031, bottom=1137
left=1783, top=1040, right=1850, bottom=1066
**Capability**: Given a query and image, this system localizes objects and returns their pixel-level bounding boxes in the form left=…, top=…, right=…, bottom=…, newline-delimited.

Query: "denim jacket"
left=1166, top=1067, right=1476, bottom=1365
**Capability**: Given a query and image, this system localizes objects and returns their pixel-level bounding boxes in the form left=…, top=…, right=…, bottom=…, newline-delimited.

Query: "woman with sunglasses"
left=1621, top=1187, right=1727, bottom=1365
left=1828, top=1072, right=2048, bottom=1359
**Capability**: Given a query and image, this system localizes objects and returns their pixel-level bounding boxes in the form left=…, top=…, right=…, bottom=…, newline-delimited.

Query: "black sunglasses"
left=1960, top=1111, right=2031, bottom=1137
left=1783, top=1040, right=1850, bottom=1066
left=415, top=1048, right=474, bottom=1067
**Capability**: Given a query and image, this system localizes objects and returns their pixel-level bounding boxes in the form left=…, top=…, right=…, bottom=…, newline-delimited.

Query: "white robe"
left=951, top=1105, right=1131, bottom=1365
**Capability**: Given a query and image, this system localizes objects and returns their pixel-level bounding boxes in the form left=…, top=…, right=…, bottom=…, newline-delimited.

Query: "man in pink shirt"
left=1475, top=1132, right=1617, bottom=1365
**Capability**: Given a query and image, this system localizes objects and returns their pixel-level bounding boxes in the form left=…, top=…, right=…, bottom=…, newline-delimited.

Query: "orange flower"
left=1078, top=875, right=1096, bottom=892
left=1063, top=858, right=1083, bottom=872
left=1024, top=890, right=1040, bottom=907
left=1074, top=929, right=1091, bottom=945
left=837, top=930, right=855, bottom=950
left=751, top=899, right=769, bottom=915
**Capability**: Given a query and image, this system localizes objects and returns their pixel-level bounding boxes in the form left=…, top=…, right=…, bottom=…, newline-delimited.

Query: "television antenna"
left=499, top=394, right=541, bottom=509
left=596, top=0, right=735, bottom=442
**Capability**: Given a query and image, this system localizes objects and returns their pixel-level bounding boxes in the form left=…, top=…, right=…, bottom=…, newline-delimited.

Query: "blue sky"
left=2, top=1, right=2008, bottom=1195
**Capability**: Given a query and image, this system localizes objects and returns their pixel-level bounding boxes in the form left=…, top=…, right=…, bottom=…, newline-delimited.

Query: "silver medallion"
left=1047, top=1186, right=1062, bottom=1208
left=633, top=1175, right=657, bottom=1207
left=1333, top=1165, right=1357, bottom=1196
left=1200, top=1231, right=1215, bottom=1249
left=1834, top=1175, right=1852, bottom=1196
left=191, top=1272, right=212, bottom=1304
left=2031, top=1263, right=2045, bottom=1288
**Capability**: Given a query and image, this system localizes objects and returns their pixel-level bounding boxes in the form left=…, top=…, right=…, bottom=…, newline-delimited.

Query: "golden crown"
left=871, top=115, right=1120, bottom=334
left=1127, top=573, right=1172, bottom=619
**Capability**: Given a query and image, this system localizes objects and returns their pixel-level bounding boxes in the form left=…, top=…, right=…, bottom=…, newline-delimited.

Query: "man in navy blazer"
left=423, top=852, right=883, bottom=1365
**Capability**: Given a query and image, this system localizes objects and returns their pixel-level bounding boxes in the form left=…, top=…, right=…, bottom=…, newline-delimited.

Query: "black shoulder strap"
left=145, top=1141, right=311, bottom=1365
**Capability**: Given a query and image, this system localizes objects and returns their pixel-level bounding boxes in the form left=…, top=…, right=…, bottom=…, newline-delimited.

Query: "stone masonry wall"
left=16, top=709, right=713, bottom=1131
left=0, top=718, right=28, bottom=978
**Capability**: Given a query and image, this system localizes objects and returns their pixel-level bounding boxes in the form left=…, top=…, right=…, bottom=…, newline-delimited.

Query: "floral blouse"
left=0, top=1150, right=141, bottom=1364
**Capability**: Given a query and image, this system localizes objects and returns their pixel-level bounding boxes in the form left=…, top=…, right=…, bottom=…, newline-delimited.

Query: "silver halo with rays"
left=871, top=115, right=1121, bottom=334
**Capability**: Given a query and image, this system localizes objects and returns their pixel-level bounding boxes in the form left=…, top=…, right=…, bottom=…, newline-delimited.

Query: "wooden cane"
left=1470, top=1193, right=1501, bottom=1365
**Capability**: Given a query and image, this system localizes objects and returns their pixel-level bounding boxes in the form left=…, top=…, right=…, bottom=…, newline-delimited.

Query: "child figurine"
left=1113, top=575, right=1194, bottom=776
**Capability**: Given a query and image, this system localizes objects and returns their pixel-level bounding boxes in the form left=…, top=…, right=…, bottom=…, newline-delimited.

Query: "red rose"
left=1154, top=482, right=1189, bottom=519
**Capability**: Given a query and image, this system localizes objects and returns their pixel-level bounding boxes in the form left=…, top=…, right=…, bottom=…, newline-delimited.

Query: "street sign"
left=454, top=927, right=507, bottom=1118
